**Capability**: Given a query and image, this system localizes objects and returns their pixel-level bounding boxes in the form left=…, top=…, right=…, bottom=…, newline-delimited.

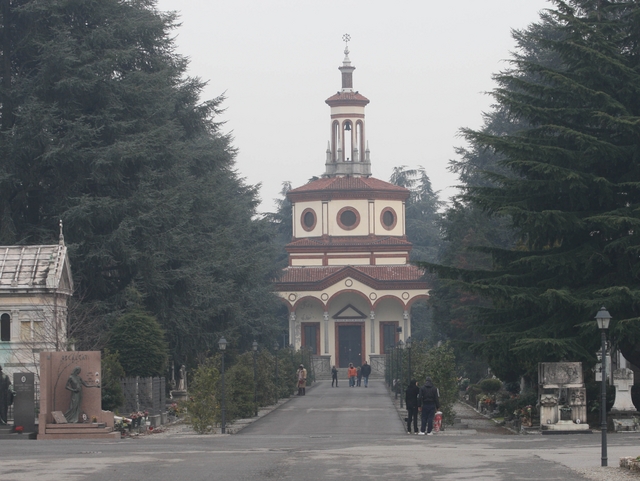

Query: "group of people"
left=330, top=361, right=372, bottom=387
left=405, top=377, right=440, bottom=435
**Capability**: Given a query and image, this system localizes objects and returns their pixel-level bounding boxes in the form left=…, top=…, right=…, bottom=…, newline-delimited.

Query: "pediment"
left=333, top=304, right=367, bottom=320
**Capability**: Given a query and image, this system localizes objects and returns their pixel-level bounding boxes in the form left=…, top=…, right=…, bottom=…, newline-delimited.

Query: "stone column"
left=403, top=310, right=409, bottom=341
left=289, top=312, right=297, bottom=348
left=370, top=310, right=375, bottom=354
left=323, top=311, right=329, bottom=354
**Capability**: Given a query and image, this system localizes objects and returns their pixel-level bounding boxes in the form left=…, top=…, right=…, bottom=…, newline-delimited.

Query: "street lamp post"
left=218, top=336, right=227, bottom=434
left=252, top=340, right=258, bottom=417
left=398, top=340, right=404, bottom=408
left=406, top=336, right=412, bottom=383
left=595, top=307, right=611, bottom=467
left=274, top=341, right=279, bottom=404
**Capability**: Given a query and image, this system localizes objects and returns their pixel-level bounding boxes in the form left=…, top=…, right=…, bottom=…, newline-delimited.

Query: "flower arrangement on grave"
left=114, top=418, right=130, bottom=435
left=168, top=402, right=183, bottom=417
left=13, top=425, right=24, bottom=434
left=515, top=405, right=533, bottom=426
left=129, top=410, right=148, bottom=428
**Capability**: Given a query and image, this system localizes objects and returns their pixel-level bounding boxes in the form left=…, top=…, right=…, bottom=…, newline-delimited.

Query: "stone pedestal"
left=171, top=390, right=188, bottom=402
left=612, top=368, right=636, bottom=412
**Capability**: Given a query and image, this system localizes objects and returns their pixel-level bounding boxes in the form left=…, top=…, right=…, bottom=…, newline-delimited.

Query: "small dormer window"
left=301, top=208, right=317, bottom=232
left=337, top=207, right=360, bottom=231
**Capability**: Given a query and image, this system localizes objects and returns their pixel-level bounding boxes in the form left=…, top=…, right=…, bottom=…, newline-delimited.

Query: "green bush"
left=498, top=392, right=537, bottom=419
left=101, top=349, right=125, bottom=412
left=185, top=358, right=220, bottom=434
left=108, top=309, right=168, bottom=377
left=479, top=378, right=502, bottom=394
left=412, top=341, right=458, bottom=425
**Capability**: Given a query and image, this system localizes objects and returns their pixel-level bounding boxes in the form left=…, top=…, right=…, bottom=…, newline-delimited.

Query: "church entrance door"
left=337, top=324, right=363, bottom=368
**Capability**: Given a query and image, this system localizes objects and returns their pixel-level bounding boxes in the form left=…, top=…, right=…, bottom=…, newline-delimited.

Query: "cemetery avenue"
left=1, top=380, right=639, bottom=481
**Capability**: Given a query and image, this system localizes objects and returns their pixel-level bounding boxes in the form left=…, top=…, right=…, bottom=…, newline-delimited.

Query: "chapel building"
left=0, top=224, right=74, bottom=379
left=275, top=45, right=430, bottom=375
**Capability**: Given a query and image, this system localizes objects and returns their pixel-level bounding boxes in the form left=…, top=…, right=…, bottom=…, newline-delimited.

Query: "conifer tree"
left=0, top=0, right=282, bottom=361
left=425, top=0, right=640, bottom=377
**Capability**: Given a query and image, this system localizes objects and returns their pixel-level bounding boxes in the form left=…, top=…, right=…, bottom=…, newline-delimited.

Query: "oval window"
left=337, top=207, right=360, bottom=230
left=380, top=207, right=397, bottom=230
left=301, top=208, right=317, bottom=232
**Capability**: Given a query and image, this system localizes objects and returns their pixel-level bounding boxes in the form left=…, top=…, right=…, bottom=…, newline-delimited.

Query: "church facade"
left=275, top=45, right=430, bottom=374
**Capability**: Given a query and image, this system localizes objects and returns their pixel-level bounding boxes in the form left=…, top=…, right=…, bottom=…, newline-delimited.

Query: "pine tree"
left=426, top=0, right=640, bottom=378
left=0, top=0, right=282, bottom=362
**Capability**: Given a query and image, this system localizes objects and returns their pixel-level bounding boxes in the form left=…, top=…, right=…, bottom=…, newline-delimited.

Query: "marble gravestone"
left=12, top=373, right=35, bottom=433
left=538, top=362, right=590, bottom=433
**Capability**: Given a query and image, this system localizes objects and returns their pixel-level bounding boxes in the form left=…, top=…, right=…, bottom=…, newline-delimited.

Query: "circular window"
left=300, top=208, right=317, bottom=232
left=380, top=207, right=397, bottom=230
left=337, top=207, right=360, bottom=230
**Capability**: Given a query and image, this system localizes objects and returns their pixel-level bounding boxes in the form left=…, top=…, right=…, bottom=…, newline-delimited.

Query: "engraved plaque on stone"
left=52, top=411, right=68, bottom=424
left=13, top=373, right=36, bottom=432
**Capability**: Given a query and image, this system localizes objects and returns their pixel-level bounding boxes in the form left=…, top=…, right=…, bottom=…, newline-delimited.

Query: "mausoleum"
left=0, top=224, right=74, bottom=379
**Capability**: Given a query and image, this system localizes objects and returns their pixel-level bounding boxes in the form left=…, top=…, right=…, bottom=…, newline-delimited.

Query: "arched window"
left=343, top=121, right=353, bottom=161
left=0, top=313, right=10, bottom=341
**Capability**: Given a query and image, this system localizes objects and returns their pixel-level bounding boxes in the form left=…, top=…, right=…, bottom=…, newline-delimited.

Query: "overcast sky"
left=155, top=0, right=550, bottom=212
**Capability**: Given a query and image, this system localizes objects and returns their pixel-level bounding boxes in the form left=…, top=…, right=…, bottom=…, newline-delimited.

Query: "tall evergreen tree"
left=425, top=0, right=640, bottom=378
left=0, top=0, right=282, bottom=361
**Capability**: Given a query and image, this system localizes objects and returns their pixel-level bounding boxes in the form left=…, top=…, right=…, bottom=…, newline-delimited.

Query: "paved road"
left=241, top=375, right=403, bottom=435
left=0, top=380, right=639, bottom=481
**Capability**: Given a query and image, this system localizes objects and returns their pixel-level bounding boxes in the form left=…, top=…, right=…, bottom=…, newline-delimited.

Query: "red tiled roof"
left=276, top=265, right=426, bottom=284
left=286, top=236, right=412, bottom=249
left=325, top=91, right=370, bottom=106
left=289, top=176, right=408, bottom=195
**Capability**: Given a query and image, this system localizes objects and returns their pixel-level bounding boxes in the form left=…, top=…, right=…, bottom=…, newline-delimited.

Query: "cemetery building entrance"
left=337, top=324, right=363, bottom=368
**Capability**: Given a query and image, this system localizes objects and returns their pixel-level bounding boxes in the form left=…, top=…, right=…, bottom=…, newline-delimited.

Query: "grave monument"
left=538, top=362, right=590, bottom=433
left=609, top=367, right=639, bottom=432
left=38, top=351, right=119, bottom=440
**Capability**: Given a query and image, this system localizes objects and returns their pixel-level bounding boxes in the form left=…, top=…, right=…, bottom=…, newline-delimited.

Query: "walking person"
left=331, top=365, right=339, bottom=387
left=405, top=379, right=420, bottom=434
left=347, top=363, right=357, bottom=387
left=356, top=366, right=362, bottom=387
left=361, top=361, right=371, bottom=388
left=418, top=376, right=440, bottom=435
left=296, top=364, right=307, bottom=396
left=0, top=365, right=15, bottom=425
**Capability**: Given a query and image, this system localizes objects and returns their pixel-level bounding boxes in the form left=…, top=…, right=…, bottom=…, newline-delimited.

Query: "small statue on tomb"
left=177, top=364, right=187, bottom=391
left=63, top=366, right=98, bottom=423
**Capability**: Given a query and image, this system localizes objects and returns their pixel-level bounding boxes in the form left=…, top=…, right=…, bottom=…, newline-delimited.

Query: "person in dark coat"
left=418, top=376, right=440, bottom=435
left=331, top=365, right=339, bottom=387
left=405, top=379, right=420, bottom=434
left=361, top=361, right=372, bottom=387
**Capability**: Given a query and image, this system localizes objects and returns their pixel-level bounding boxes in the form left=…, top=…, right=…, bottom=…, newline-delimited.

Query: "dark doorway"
left=338, top=325, right=362, bottom=367
left=380, top=322, right=398, bottom=354
left=302, top=323, right=320, bottom=355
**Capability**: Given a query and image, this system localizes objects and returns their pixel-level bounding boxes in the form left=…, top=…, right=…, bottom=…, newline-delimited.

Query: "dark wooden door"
left=338, top=325, right=362, bottom=367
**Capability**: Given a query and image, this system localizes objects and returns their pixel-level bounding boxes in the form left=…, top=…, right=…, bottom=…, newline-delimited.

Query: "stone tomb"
left=609, top=368, right=639, bottom=432
left=12, top=372, right=36, bottom=434
left=538, top=362, right=590, bottom=433
left=38, top=351, right=118, bottom=440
